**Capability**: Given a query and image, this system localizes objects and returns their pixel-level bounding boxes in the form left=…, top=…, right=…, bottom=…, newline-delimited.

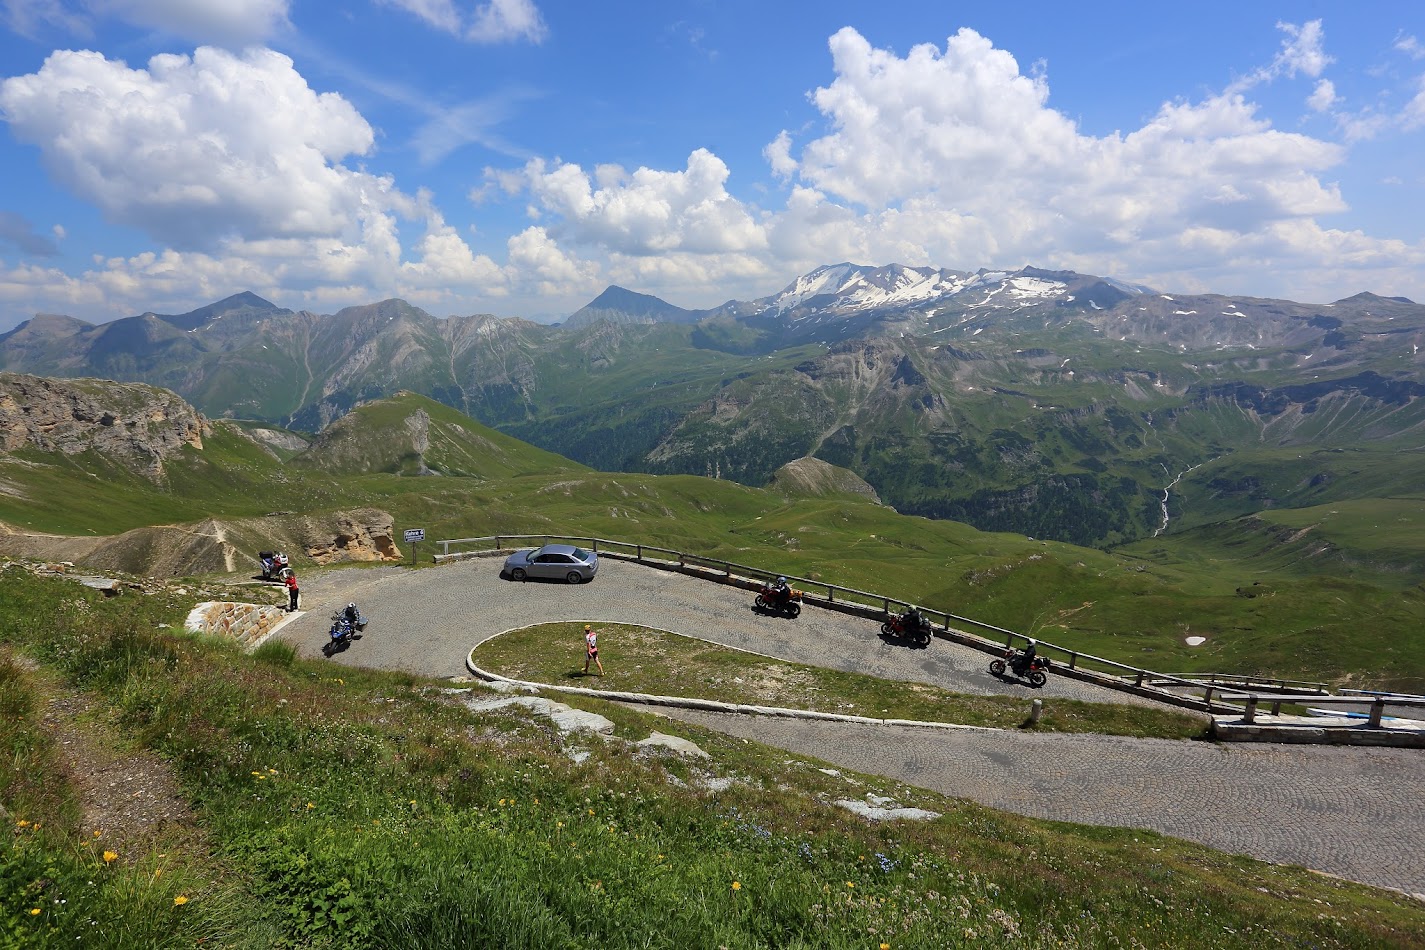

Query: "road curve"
left=276, top=557, right=1425, bottom=896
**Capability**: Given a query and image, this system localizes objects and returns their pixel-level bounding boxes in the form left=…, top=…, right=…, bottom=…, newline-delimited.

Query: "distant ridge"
left=565, top=285, right=700, bottom=328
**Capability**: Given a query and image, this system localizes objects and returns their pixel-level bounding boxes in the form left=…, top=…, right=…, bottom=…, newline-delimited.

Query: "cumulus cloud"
left=753, top=26, right=1383, bottom=291
left=380, top=0, right=546, bottom=43
left=516, top=148, right=766, bottom=256
left=0, top=212, right=60, bottom=256
left=0, top=47, right=393, bottom=250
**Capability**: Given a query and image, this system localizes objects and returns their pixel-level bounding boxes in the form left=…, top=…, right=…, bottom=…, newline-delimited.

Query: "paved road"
left=274, top=557, right=1425, bottom=896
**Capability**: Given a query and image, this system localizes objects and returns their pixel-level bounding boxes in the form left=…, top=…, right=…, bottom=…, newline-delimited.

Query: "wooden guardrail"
left=432, top=533, right=1398, bottom=720
left=1213, top=692, right=1425, bottom=727
left=1154, top=672, right=1330, bottom=695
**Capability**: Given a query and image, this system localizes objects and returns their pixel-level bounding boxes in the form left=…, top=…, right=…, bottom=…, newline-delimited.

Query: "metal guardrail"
left=432, top=533, right=1399, bottom=722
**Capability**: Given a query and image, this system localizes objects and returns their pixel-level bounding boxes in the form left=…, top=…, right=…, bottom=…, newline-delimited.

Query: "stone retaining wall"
left=185, top=601, right=293, bottom=650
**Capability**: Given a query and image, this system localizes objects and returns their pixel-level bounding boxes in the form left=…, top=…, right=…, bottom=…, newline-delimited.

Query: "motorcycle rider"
left=770, top=575, right=791, bottom=605
left=904, top=604, right=926, bottom=635
left=342, top=602, right=361, bottom=627
left=1014, top=638, right=1038, bottom=674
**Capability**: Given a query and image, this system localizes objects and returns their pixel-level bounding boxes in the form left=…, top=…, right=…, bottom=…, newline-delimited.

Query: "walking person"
left=285, top=571, right=300, bottom=612
left=582, top=624, right=603, bottom=676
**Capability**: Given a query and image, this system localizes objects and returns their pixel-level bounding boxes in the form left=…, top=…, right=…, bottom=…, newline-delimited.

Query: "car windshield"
left=571, top=547, right=592, bottom=562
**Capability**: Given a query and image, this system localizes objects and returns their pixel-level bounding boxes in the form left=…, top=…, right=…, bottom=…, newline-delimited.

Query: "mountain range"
left=2, top=262, right=1422, bottom=547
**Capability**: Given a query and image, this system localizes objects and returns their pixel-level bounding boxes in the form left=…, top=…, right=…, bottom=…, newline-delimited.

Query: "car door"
left=531, top=552, right=568, bottom=579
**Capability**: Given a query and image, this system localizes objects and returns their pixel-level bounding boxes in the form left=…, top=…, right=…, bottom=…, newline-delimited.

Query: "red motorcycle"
left=990, top=648, right=1050, bottom=687
left=881, top=610, right=932, bottom=646
left=754, top=583, right=802, bottom=618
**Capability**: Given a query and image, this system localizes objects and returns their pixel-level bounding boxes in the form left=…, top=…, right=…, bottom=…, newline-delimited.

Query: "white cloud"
left=94, top=0, right=290, bottom=46
left=1307, top=78, right=1338, bottom=112
left=2, top=0, right=89, bottom=38
left=380, top=0, right=546, bottom=43
left=1395, top=34, right=1424, bottom=60
left=517, top=148, right=766, bottom=256
left=0, top=47, right=392, bottom=250
left=468, top=0, right=545, bottom=44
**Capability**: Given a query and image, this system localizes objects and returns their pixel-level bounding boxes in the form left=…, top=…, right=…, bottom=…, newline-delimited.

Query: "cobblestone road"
left=274, top=556, right=1425, bottom=896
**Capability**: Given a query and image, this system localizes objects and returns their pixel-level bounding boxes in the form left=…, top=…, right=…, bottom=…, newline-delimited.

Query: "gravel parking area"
left=274, top=556, right=1425, bottom=897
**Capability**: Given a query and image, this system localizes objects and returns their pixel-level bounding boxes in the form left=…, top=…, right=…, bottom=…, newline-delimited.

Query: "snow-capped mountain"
left=741, top=263, right=1151, bottom=321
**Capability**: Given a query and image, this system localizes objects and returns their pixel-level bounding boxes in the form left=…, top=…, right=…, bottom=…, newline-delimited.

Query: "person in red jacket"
left=285, top=572, right=300, bottom=612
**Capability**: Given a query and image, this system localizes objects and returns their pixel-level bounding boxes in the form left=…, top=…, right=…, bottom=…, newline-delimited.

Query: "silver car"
left=503, top=543, right=599, bottom=583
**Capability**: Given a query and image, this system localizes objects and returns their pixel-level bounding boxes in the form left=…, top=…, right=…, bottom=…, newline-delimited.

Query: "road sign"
left=403, top=528, right=426, bottom=543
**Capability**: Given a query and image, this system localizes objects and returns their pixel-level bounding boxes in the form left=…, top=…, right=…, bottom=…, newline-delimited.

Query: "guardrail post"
left=1270, top=700, right=1282, bottom=716
left=1134, top=670, right=1145, bottom=687
left=1068, top=652, right=1078, bottom=670
left=1369, top=697, right=1386, bottom=728
left=1244, top=696, right=1259, bottom=724
left=1204, top=686, right=1213, bottom=709
left=635, top=544, right=642, bottom=560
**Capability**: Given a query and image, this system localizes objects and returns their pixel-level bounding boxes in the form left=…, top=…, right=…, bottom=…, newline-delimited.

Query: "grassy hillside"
left=1, top=391, right=1421, bottom=689
left=2, top=572, right=1422, bottom=947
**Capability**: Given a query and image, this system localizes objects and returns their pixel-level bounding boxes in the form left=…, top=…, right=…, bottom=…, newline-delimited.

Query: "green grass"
left=472, top=622, right=1211, bottom=740
left=1, top=571, right=1423, bottom=946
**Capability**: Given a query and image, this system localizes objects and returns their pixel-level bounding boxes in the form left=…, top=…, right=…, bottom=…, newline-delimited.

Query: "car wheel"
left=511, top=568, right=526, bottom=581
left=566, top=571, right=583, bottom=584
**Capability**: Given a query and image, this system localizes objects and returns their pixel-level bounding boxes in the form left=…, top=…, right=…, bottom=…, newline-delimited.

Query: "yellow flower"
left=28, top=908, right=40, bottom=916
left=588, top=809, right=595, bottom=816
left=306, top=802, right=315, bottom=810
left=173, top=895, right=189, bottom=906
left=103, top=851, right=118, bottom=864
left=881, top=944, right=891, bottom=950
left=251, top=771, right=262, bottom=777
left=15, top=820, right=29, bottom=828
left=731, top=881, right=742, bottom=891
left=499, top=798, right=507, bottom=806
left=845, top=881, right=855, bottom=888
left=92, top=829, right=102, bottom=837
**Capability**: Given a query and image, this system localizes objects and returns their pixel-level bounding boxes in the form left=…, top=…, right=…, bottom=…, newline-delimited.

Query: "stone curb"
left=465, top=624, right=1003, bottom=734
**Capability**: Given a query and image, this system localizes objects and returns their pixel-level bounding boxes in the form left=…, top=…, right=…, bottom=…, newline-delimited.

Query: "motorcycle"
left=882, top=610, right=932, bottom=646
left=259, top=550, right=291, bottom=582
left=989, top=648, right=1051, bottom=688
left=753, top=583, right=802, bottom=618
left=327, top=617, right=356, bottom=651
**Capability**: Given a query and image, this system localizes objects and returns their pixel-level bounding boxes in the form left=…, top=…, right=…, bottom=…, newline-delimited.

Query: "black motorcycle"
left=989, top=648, right=1051, bottom=687
left=881, top=610, right=932, bottom=646
left=753, top=583, right=802, bottom=618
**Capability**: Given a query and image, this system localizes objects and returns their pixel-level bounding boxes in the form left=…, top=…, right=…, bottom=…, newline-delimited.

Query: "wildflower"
left=92, top=829, right=102, bottom=837
left=588, top=809, right=595, bottom=816
left=28, top=908, right=40, bottom=916
left=173, top=896, right=189, bottom=906
left=881, top=944, right=891, bottom=950
left=306, top=802, right=315, bottom=810
left=556, top=821, right=564, bottom=829
left=16, top=820, right=29, bottom=828
left=103, top=851, right=118, bottom=864
left=500, top=799, right=507, bottom=806
left=731, top=881, right=742, bottom=891
left=846, top=881, right=855, bottom=888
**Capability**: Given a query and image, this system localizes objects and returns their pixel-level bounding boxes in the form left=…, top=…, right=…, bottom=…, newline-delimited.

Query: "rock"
left=635, top=731, right=710, bottom=759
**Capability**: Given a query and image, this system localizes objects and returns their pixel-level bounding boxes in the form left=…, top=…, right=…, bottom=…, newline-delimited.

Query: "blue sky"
left=1, top=0, right=1423, bottom=329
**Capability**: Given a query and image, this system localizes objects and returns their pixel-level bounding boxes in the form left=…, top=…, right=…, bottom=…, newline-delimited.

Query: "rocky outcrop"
left=0, top=508, right=402, bottom=577
left=0, top=373, right=210, bottom=480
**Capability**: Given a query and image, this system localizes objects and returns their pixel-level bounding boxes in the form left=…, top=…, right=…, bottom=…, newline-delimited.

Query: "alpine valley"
left=4, top=262, right=1423, bottom=549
